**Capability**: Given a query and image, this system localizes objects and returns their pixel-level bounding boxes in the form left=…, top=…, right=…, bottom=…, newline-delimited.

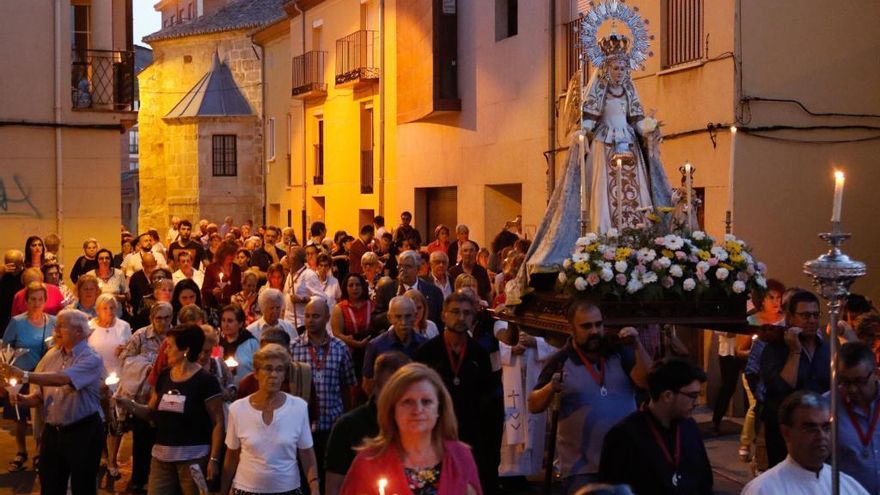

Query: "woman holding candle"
left=340, top=363, right=482, bottom=495
left=2, top=281, right=55, bottom=472
left=231, top=271, right=261, bottom=325
left=221, top=343, right=319, bottom=495
left=88, top=293, right=132, bottom=479
left=203, top=242, right=243, bottom=313
left=219, top=305, right=258, bottom=388
left=115, top=324, right=225, bottom=495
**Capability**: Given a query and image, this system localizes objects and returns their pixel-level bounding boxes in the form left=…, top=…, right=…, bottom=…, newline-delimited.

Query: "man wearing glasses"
left=373, top=250, right=443, bottom=331
left=760, top=289, right=830, bottom=468
left=832, top=342, right=880, bottom=493
left=599, top=357, right=713, bottom=494
left=528, top=299, right=652, bottom=494
left=742, top=391, right=868, bottom=495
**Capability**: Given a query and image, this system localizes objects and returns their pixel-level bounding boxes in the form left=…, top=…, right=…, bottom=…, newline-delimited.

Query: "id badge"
left=158, top=392, right=186, bottom=413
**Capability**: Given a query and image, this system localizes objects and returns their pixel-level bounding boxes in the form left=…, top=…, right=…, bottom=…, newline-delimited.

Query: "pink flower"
left=696, top=271, right=707, bottom=282
left=655, top=237, right=665, bottom=246
left=587, top=273, right=600, bottom=286
left=651, top=260, right=664, bottom=271
left=604, top=250, right=616, bottom=261
left=708, top=258, right=719, bottom=267
left=675, top=250, right=686, bottom=260
left=615, top=273, right=627, bottom=286
left=636, top=264, right=647, bottom=274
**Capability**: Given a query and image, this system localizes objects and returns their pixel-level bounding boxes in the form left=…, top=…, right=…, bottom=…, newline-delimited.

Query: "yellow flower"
left=730, top=253, right=744, bottom=264
left=724, top=241, right=742, bottom=254
left=574, top=261, right=590, bottom=274
left=720, top=262, right=734, bottom=270
left=587, top=242, right=600, bottom=253
left=697, top=250, right=710, bottom=261
left=662, top=249, right=674, bottom=259
left=615, top=247, right=633, bottom=261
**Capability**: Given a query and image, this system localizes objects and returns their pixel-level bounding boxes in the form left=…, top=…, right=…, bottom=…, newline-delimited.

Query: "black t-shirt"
left=70, top=256, right=98, bottom=284
left=249, top=246, right=286, bottom=272
left=220, top=330, right=256, bottom=359
left=168, top=240, right=206, bottom=269
left=154, top=367, right=222, bottom=448
left=0, top=273, right=24, bottom=336
left=325, top=398, right=378, bottom=475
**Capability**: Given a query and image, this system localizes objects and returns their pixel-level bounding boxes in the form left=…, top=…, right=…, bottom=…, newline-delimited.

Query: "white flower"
left=574, top=277, right=588, bottom=291
left=755, top=275, right=767, bottom=288
left=597, top=244, right=610, bottom=254
left=716, top=267, right=730, bottom=281
left=669, top=265, right=684, bottom=278
left=584, top=232, right=599, bottom=243
left=626, top=277, right=644, bottom=294
left=724, top=234, right=737, bottom=242
left=663, top=234, right=684, bottom=250
left=600, top=267, right=614, bottom=281
left=657, top=257, right=672, bottom=269
left=572, top=252, right=588, bottom=263
left=683, top=278, right=696, bottom=291
left=696, top=261, right=710, bottom=273
left=637, top=248, right=657, bottom=263
left=607, top=228, right=620, bottom=238
left=614, top=260, right=628, bottom=273
left=691, top=230, right=706, bottom=241
left=638, top=116, right=658, bottom=134
left=575, top=236, right=589, bottom=247
left=642, top=271, right=659, bottom=284
left=732, top=281, right=746, bottom=294
left=563, top=258, right=572, bottom=269
left=710, top=246, right=729, bottom=261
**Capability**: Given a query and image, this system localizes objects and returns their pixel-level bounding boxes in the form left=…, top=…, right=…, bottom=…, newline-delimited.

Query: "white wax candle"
left=832, top=170, right=845, bottom=222
left=224, top=357, right=239, bottom=368
left=378, top=478, right=388, bottom=495
left=727, top=127, right=737, bottom=214
left=580, top=134, right=587, bottom=222
left=616, top=158, right=623, bottom=229
left=685, top=162, right=693, bottom=230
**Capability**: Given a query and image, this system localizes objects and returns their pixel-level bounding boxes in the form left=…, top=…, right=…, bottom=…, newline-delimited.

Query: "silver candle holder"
left=803, top=221, right=867, bottom=495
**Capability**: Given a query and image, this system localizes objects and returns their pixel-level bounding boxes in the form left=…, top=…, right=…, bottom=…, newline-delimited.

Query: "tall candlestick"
left=832, top=170, right=845, bottom=222
left=685, top=162, right=693, bottom=230
left=580, top=134, right=588, bottom=234
left=727, top=127, right=737, bottom=221
left=616, top=158, right=623, bottom=229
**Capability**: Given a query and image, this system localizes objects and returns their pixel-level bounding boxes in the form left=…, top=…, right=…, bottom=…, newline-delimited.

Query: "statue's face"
left=608, top=60, right=628, bottom=85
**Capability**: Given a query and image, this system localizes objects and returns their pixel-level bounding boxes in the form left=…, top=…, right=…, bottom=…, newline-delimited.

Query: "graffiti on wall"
left=0, top=175, right=42, bottom=219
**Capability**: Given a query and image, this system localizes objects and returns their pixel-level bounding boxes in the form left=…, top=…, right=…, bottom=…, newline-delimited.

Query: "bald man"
left=290, top=298, right=357, bottom=481
left=0, top=250, right=25, bottom=333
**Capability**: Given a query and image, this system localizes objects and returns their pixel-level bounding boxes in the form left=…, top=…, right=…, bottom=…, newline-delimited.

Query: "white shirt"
left=716, top=331, right=737, bottom=357
left=226, top=394, right=313, bottom=492
left=172, top=269, right=204, bottom=289
left=432, top=274, right=453, bottom=299
left=282, top=266, right=325, bottom=328
left=121, top=251, right=168, bottom=278
left=319, top=274, right=342, bottom=308
left=742, top=456, right=869, bottom=495
left=87, top=318, right=132, bottom=374
left=246, top=318, right=297, bottom=344
left=418, top=320, right=440, bottom=339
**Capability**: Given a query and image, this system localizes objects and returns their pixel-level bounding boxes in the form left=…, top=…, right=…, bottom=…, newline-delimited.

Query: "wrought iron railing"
left=335, top=30, right=379, bottom=85
left=360, top=150, right=374, bottom=194
left=292, top=51, right=327, bottom=96
left=71, top=49, right=135, bottom=111
left=562, top=18, right=587, bottom=85
left=664, top=0, right=704, bottom=67
left=313, top=143, right=324, bottom=185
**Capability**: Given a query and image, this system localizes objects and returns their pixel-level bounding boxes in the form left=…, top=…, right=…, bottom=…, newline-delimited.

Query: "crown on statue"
left=599, top=33, right=630, bottom=61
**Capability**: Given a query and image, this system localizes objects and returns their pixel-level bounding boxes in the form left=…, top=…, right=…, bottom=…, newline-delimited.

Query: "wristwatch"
left=21, top=371, right=29, bottom=384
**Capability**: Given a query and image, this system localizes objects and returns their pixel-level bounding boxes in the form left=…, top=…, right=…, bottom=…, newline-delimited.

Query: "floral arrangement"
left=560, top=227, right=767, bottom=301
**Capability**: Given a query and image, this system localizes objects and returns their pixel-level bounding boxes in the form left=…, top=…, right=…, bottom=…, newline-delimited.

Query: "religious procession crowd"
left=0, top=212, right=878, bottom=495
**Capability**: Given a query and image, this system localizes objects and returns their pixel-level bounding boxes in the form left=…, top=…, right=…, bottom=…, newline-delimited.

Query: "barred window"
left=212, top=135, right=237, bottom=176
left=662, top=0, right=704, bottom=68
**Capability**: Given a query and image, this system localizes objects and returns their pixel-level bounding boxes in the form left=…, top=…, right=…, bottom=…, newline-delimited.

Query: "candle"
left=832, top=170, right=845, bottom=222
left=6, top=378, right=21, bottom=420
left=105, top=372, right=120, bottom=391
left=685, top=162, right=693, bottom=230
left=616, top=158, right=623, bottom=229
left=727, top=127, right=737, bottom=216
left=224, top=357, right=239, bottom=369
left=378, top=478, right=388, bottom=495
left=580, top=134, right=588, bottom=230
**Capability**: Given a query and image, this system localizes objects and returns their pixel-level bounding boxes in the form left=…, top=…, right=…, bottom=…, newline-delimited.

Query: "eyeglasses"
left=840, top=371, right=875, bottom=388
left=794, top=311, right=820, bottom=320
left=675, top=390, right=700, bottom=400
left=398, top=263, right=417, bottom=270
left=258, top=365, right=287, bottom=375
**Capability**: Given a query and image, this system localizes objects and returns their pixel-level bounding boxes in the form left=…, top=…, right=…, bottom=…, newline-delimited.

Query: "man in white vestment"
left=742, top=390, right=868, bottom=495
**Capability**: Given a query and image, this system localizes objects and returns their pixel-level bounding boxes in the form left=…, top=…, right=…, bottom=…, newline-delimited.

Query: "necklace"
left=608, top=86, right=625, bottom=98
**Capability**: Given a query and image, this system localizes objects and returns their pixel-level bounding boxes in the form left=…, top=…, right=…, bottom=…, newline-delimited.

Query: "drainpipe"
left=293, top=1, right=307, bottom=242
left=257, top=41, right=267, bottom=225
left=378, top=0, right=385, bottom=216
left=54, top=0, right=64, bottom=244
left=547, top=0, right=557, bottom=200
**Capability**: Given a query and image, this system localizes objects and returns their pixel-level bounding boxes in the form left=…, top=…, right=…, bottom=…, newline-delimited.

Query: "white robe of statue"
left=495, top=325, right=557, bottom=477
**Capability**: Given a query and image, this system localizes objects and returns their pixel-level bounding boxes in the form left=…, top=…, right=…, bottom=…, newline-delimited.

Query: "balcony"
left=360, top=150, right=374, bottom=194
left=292, top=51, right=327, bottom=100
left=562, top=18, right=587, bottom=86
left=71, top=49, right=135, bottom=112
left=335, top=30, right=379, bottom=87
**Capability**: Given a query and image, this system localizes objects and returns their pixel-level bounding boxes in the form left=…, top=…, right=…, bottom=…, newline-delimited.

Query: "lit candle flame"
left=378, top=478, right=388, bottom=495
left=8, top=378, right=16, bottom=387
left=730, top=126, right=737, bottom=134
left=224, top=357, right=238, bottom=368
left=751, top=334, right=758, bottom=341
left=105, top=372, right=119, bottom=386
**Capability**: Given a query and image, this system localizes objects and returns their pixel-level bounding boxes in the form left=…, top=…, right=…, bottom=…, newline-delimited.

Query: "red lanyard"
left=572, top=343, right=605, bottom=389
left=444, top=334, right=468, bottom=380
left=645, top=412, right=681, bottom=473
left=843, top=392, right=880, bottom=448
left=308, top=339, right=330, bottom=372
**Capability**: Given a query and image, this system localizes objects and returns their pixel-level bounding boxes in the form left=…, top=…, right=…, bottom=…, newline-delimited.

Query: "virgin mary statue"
left=583, top=33, right=671, bottom=232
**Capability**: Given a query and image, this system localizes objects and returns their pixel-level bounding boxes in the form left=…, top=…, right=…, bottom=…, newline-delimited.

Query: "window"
left=495, top=0, right=517, bottom=41
left=662, top=0, right=704, bottom=67
left=187, top=3, right=194, bottom=20
left=178, top=8, right=184, bottom=22
left=360, top=104, right=374, bottom=194
left=287, top=114, right=293, bottom=186
left=70, top=4, right=91, bottom=56
left=313, top=119, right=324, bottom=184
left=267, top=117, right=276, bottom=161
left=212, top=135, right=237, bottom=176
left=128, top=130, right=139, bottom=155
